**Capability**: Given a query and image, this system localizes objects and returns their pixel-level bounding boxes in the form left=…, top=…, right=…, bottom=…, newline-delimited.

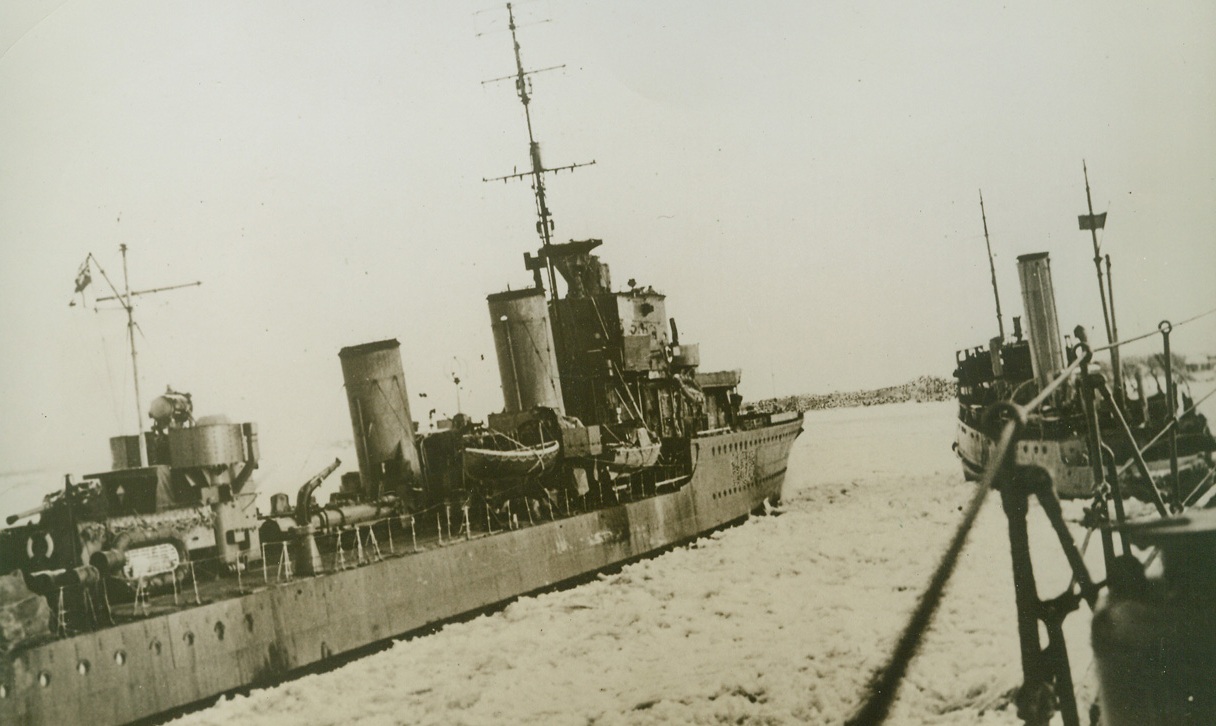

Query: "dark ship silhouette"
left=952, top=187, right=1215, bottom=502
left=0, top=7, right=802, bottom=724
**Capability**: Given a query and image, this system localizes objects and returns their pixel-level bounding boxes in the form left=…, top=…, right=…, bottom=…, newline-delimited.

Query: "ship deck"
left=96, top=481, right=681, bottom=631
left=2, top=417, right=803, bottom=726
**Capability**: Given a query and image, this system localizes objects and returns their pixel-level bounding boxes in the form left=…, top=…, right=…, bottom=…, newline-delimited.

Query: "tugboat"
left=951, top=183, right=1215, bottom=500
left=0, top=7, right=802, bottom=725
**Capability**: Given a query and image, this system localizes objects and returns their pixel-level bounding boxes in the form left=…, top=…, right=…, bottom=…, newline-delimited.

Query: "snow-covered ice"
left=175, top=401, right=1109, bottom=725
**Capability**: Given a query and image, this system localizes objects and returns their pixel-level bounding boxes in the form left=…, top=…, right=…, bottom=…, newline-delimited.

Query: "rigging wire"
left=1115, top=384, right=1216, bottom=479
left=518, top=316, right=563, bottom=401
left=1092, top=304, right=1216, bottom=354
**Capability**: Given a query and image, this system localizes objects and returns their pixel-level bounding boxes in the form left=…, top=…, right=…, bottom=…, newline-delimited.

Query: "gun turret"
left=5, top=503, right=48, bottom=526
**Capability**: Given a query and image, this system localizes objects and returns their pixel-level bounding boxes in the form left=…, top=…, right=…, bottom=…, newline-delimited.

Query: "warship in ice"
left=0, top=7, right=802, bottom=724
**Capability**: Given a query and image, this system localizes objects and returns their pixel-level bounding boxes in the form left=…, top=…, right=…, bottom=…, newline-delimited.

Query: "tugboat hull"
left=953, top=414, right=1093, bottom=495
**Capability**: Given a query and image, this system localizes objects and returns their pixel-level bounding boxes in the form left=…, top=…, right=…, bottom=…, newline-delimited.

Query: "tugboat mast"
left=483, top=2, right=595, bottom=301
left=1080, top=161, right=1113, bottom=343
left=978, top=190, right=1005, bottom=340
left=1078, top=161, right=1123, bottom=401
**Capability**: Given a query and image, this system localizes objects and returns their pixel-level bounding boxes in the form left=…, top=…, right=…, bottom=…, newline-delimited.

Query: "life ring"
left=26, top=532, right=55, bottom=561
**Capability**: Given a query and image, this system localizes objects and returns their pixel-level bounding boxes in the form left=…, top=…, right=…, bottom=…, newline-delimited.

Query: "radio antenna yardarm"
left=481, top=2, right=595, bottom=301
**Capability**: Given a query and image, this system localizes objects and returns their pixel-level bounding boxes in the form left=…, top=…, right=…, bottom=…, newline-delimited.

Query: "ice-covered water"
left=171, top=400, right=1109, bottom=725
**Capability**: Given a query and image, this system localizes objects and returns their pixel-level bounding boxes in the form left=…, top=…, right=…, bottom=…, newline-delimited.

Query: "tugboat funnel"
left=1016, top=252, right=1065, bottom=392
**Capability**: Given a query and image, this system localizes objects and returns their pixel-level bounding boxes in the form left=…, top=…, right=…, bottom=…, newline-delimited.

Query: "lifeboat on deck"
left=462, top=439, right=561, bottom=479
left=594, top=426, right=661, bottom=473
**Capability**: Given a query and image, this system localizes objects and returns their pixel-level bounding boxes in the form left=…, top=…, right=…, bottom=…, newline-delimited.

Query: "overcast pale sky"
left=2, top=1, right=1214, bottom=490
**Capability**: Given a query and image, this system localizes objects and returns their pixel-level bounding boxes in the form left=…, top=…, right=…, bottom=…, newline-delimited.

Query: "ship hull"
left=953, top=412, right=1092, bottom=495
left=0, top=418, right=802, bottom=726
left=954, top=406, right=1213, bottom=499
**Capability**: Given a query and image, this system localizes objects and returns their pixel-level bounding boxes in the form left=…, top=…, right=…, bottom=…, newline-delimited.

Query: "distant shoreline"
left=751, top=375, right=955, bottom=413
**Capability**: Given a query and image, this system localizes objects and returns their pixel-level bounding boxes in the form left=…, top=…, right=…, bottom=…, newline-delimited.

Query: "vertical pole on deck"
left=1160, top=321, right=1181, bottom=510
left=1105, top=255, right=1123, bottom=407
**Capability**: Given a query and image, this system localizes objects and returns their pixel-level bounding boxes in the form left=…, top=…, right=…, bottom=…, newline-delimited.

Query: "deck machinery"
left=0, top=390, right=262, bottom=635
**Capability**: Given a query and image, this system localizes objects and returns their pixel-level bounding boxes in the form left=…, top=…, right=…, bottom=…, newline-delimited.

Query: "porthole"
left=245, top=613, right=255, bottom=632
left=38, top=671, right=51, bottom=687
left=114, top=650, right=127, bottom=666
left=215, top=621, right=225, bottom=641
left=184, top=631, right=195, bottom=646
left=77, top=659, right=90, bottom=676
left=150, top=639, right=162, bottom=655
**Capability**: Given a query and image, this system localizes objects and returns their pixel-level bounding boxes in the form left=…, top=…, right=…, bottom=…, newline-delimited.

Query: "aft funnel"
left=338, top=339, right=421, bottom=497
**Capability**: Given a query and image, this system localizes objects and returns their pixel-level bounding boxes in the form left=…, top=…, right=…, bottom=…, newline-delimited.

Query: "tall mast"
left=1080, top=161, right=1113, bottom=344
left=483, top=2, right=595, bottom=301
left=1077, top=161, right=1122, bottom=400
left=120, top=244, right=144, bottom=444
left=83, top=245, right=201, bottom=463
left=978, top=190, right=1005, bottom=340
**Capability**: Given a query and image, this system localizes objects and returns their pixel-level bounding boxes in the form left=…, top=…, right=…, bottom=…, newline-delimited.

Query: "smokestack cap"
left=339, top=339, right=400, bottom=359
